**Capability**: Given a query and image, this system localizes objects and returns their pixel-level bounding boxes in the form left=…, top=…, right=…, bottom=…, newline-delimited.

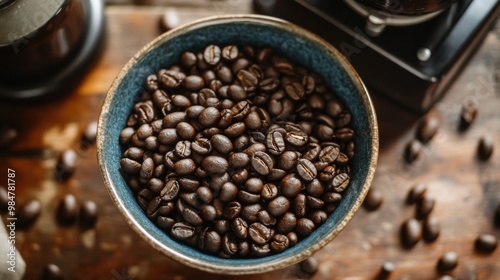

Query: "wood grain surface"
left=0, top=1, right=499, bottom=279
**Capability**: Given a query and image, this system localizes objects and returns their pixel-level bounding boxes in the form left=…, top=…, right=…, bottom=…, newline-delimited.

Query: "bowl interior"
left=98, top=16, right=378, bottom=273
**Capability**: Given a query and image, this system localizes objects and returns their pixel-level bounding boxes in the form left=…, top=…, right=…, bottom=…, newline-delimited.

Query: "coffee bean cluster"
left=119, top=44, right=355, bottom=258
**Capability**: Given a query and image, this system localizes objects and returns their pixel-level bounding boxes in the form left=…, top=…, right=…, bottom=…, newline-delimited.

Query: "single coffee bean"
left=182, top=75, right=205, bottom=91
left=257, top=210, right=277, bottom=226
left=363, top=188, right=383, bottom=211
left=119, top=127, right=135, bottom=145
left=227, top=84, right=247, bottom=102
left=277, top=212, right=297, bottom=234
left=137, top=189, right=154, bottom=211
left=296, top=159, right=317, bottom=182
left=201, top=156, right=228, bottom=174
left=56, top=149, right=78, bottom=180
left=331, top=173, right=350, bottom=192
left=158, top=8, right=180, bottom=31
left=80, top=200, right=98, bottom=228
left=238, top=190, right=261, bottom=204
left=268, top=196, right=291, bottom=217
left=171, top=222, right=195, bottom=240
left=232, top=217, right=248, bottom=239
left=285, top=82, right=305, bottom=100
left=300, top=256, right=318, bottom=275
left=335, top=127, right=354, bottom=142
left=277, top=151, right=299, bottom=171
left=416, top=195, right=435, bottom=219
left=416, top=116, right=439, bottom=143
left=261, top=183, right=278, bottom=202
left=309, top=210, right=328, bottom=225
left=306, top=196, right=324, bottom=209
left=222, top=232, right=239, bottom=256
left=192, top=138, right=212, bottom=155
left=475, top=234, right=498, bottom=253
left=296, top=218, right=315, bottom=236
left=0, top=187, right=8, bottom=211
left=305, top=179, right=324, bottom=198
left=251, top=243, right=271, bottom=257
left=477, top=135, right=494, bottom=161
left=215, top=219, right=231, bottom=235
left=459, top=100, right=478, bottom=130
left=180, top=51, right=197, bottom=69
left=400, top=218, right=422, bottom=248
left=203, top=44, right=221, bottom=65
left=57, top=194, right=79, bottom=226
left=437, top=251, right=458, bottom=271
left=222, top=45, right=238, bottom=61
left=270, top=234, right=289, bottom=252
left=285, top=130, right=308, bottom=147
left=237, top=69, right=258, bottom=92
left=241, top=204, right=262, bottom=223
left=228, top=152, right=250, bottom=168
left=18, top=200, right=42, bottom=229
left=378, top=261, right=395, bottom=279
left=224, top=122, right=246, bottom=138
left=145, top=74, right=159, bottom=91
left=158, top=128, right=179, bottom=145
left=174, top=158, right=196, bottom=175
left=182, top=206, right=203, bottom=226
left=81, top=121, right=98, bottom=146
left=404, top=139, right=422, bottom=164
left=139, top=157, right=154, bottom=180
left=281, top=174, right=303, bottom=198
left=423, top=215, right=440, bottom=242
left=407, top=183, right=427, bottom=204
left=293, top=194, right=307, bottom=218
left=249, top=222, right=272, bottom=245
left=211, top=134, right=233, bottom=154
left=41, top=263, right=64, bottom=280
left=196, top=186, right=213, bottom=204
left=251, top=151, right=274, bottom=175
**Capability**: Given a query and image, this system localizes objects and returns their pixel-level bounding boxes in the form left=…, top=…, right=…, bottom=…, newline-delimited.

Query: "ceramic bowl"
left=97, top=14, right=378, bottom=275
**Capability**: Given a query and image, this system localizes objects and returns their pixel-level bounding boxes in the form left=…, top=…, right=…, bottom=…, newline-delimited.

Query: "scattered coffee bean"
left=400, top=218, right=421, bottom=248
left=80, top=200, right=98, bottom=228
left=422, top=215, right=440, bottom=242
left=0, top=187, right=7, bottom=211
left=0, top=124, right=18, bottom=149
left=416, top=115, right=439, bottom=143
left=300, top=256, right=319, bottom=275
left=477, top=135, right=494, bottom=161
left=406, top=183, right=427, bottom=204
left=437, top=251, right=458, bottom=271
left=159, top=9, right=180, bottom=32
left=378, top=260, right=395, bottom=279
left=57, top=194, right=79, bottom=226
left=475, top=234, right=498, bottom=253
left=404, top=139, right=422, bottom=164
left=18, top=199, right=42, bottom=229
left=416, top=195, right=434, bottom=219
left=119, top=44, right=355, bottom=258
left=41, top=263, right=64, bottom=280
left=81, top=121, right=98, bottom=147
left=363, top=187, right=383, bottom=211
left=459, top=100, right=478, bottom=130
left=56, top=149, right=78, bottom=181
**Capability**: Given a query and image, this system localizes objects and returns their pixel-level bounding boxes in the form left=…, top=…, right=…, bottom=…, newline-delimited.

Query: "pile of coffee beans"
left=119, top=44, right=355, bottom=258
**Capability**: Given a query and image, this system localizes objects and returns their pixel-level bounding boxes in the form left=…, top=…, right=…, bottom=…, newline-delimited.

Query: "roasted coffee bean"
left=135, top=102, right=155, bottom=124
left=285, top=131, right=308, bottom=147
left=251, top=151, right=274, bottom=175
left=211, top=134, right=233, bottom=154
left=174, top=158, right=196, bottom=175
left=475, top=234, right=497, bottom=253
left=293, top=194, right=307, bottom=218
left=336, top=111, right=351, bottom=128
left=232, top=217, right=248, bottom=239
left=147, top=196, right=163, bottom=219
left=192, top=138, right=212, bottom=155
left=196, top=186, right=212, bottom=204
left=331, top=173, right=350, bottom=192
left=416, top=195, right=434, bottom=219
left=300, top=256, right=319, bottom=275
left=323, top=192, right=342, bottom=204
left=422, top=215, right=440, bottom=242
left=335, top=127, right=354, bottom=142
left=119, top=127, right=135, bottom=145
left=18, top=200, right=42, bottom=229
left=223, top=201, right=242, bottom=220
left=319, top=165, right=335, bottom=182
left=228, top=152, right=249, bottom=168
left=251, top=243, right=271, bottom=257
left=315, top=124, right=334, bottom=141
left=309, top=210, right=328, bottom=225
left=268, top=99, right=283, bottom=116
left=41, top=263, right=64, bottom=280
left=477, top=135, right=494, bottom=161
left=201, top=156, right=228, bottom=174
left=80, top=200, right=97, bottom=227
left=265, top=130, right=286, bottom=156
left=198, top=107, right=220, bottom=128
left=238, top=190, right=261, bottom=204
left=227, top=84, right=247, bottom=102
left=416, top=116, right=439, bottom=143
left=224, top=122, right=247, bottom=139
left=284, top=82, right=304, bottom=100
left=437, top=251, right=458, bottom=271
left=257, top=210, right=277, bottom=226
left=203, top=230, right=221, bottom=254
left=306, top=196, right=324, bottom=209
left=281, top=174, right=303, bottom=198
left=221, top=45, right=238, bottom=61
left=406, top=183, right=427, bottom=204
left=404, top=139, right=422, bottom=164
left=259, top=77, right=280, bottom=93
left=215, top=219, right=231, bottom=235
left=203, top=44, right=221, bottom=65
left=158, top=69, right=183, bottom=89
left=231, top=168, right=249, bottom=184
left=182, top=206, right=203, bottom=226
left=305, top=179, right=324, bottom=198
left=123, top=147, right=144, bottom=161
left=180, top=51, right=197, bottom=69
left=145, top=74, right=159, bottom=91
left=140, top=157, right=154, bottom=179
left=237, top=69, right=258, bottom=92
left=268, top=196, right=291, bottom=217
left=162, top=112, right=187, bottom=128
left=243, top=178, right=263, bottom=194
left=175, top=122, right=195, bottom=141
left=270, top=234, right=289, bottom=252
left=400, top=218, right=422, bottom=248
left=297, top=159, right=317, bottom=181
left=459, top=100, right=478, bottom=130
left=277, top=151, right=298, bottom=171
left=296, top=218, right=315, bottom=236
left=249, top=222, right=272, bottom=245
left=363, top=188, right=383, bottom=211
left=241, top=204, right=261, bottom=223
left=277, top=212, right=297, bottom=234
left=378, top=261, right=395, bottom=279
left=57, top=194, right=79, bottom=226
left=171, top=222, right=195, bottom=240
left=158, top=128, right=179, bottom=145
left=182, top=75, right=205, bottom=91
left=222, top=232, right=239, bottom=255
left=56, top=149, right=78, bottom=180
left=261, top=183, right=278, bottom=202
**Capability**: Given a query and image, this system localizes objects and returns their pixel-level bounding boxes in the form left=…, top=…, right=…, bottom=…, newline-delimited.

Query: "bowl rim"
left=97, top=14, right=379, bottom=275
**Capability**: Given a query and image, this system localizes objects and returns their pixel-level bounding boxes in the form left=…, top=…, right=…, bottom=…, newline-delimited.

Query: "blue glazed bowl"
left=97, top=15, right=378, bottom=275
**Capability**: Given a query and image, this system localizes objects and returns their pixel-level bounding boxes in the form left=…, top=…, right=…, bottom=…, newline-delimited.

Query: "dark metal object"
left=0, top=0, right=105, bottom=99
left=256, top=0, right=500, bottom=112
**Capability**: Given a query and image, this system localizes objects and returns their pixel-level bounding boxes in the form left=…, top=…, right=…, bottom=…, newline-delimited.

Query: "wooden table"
left=1, top=1, right=499, bottom=279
